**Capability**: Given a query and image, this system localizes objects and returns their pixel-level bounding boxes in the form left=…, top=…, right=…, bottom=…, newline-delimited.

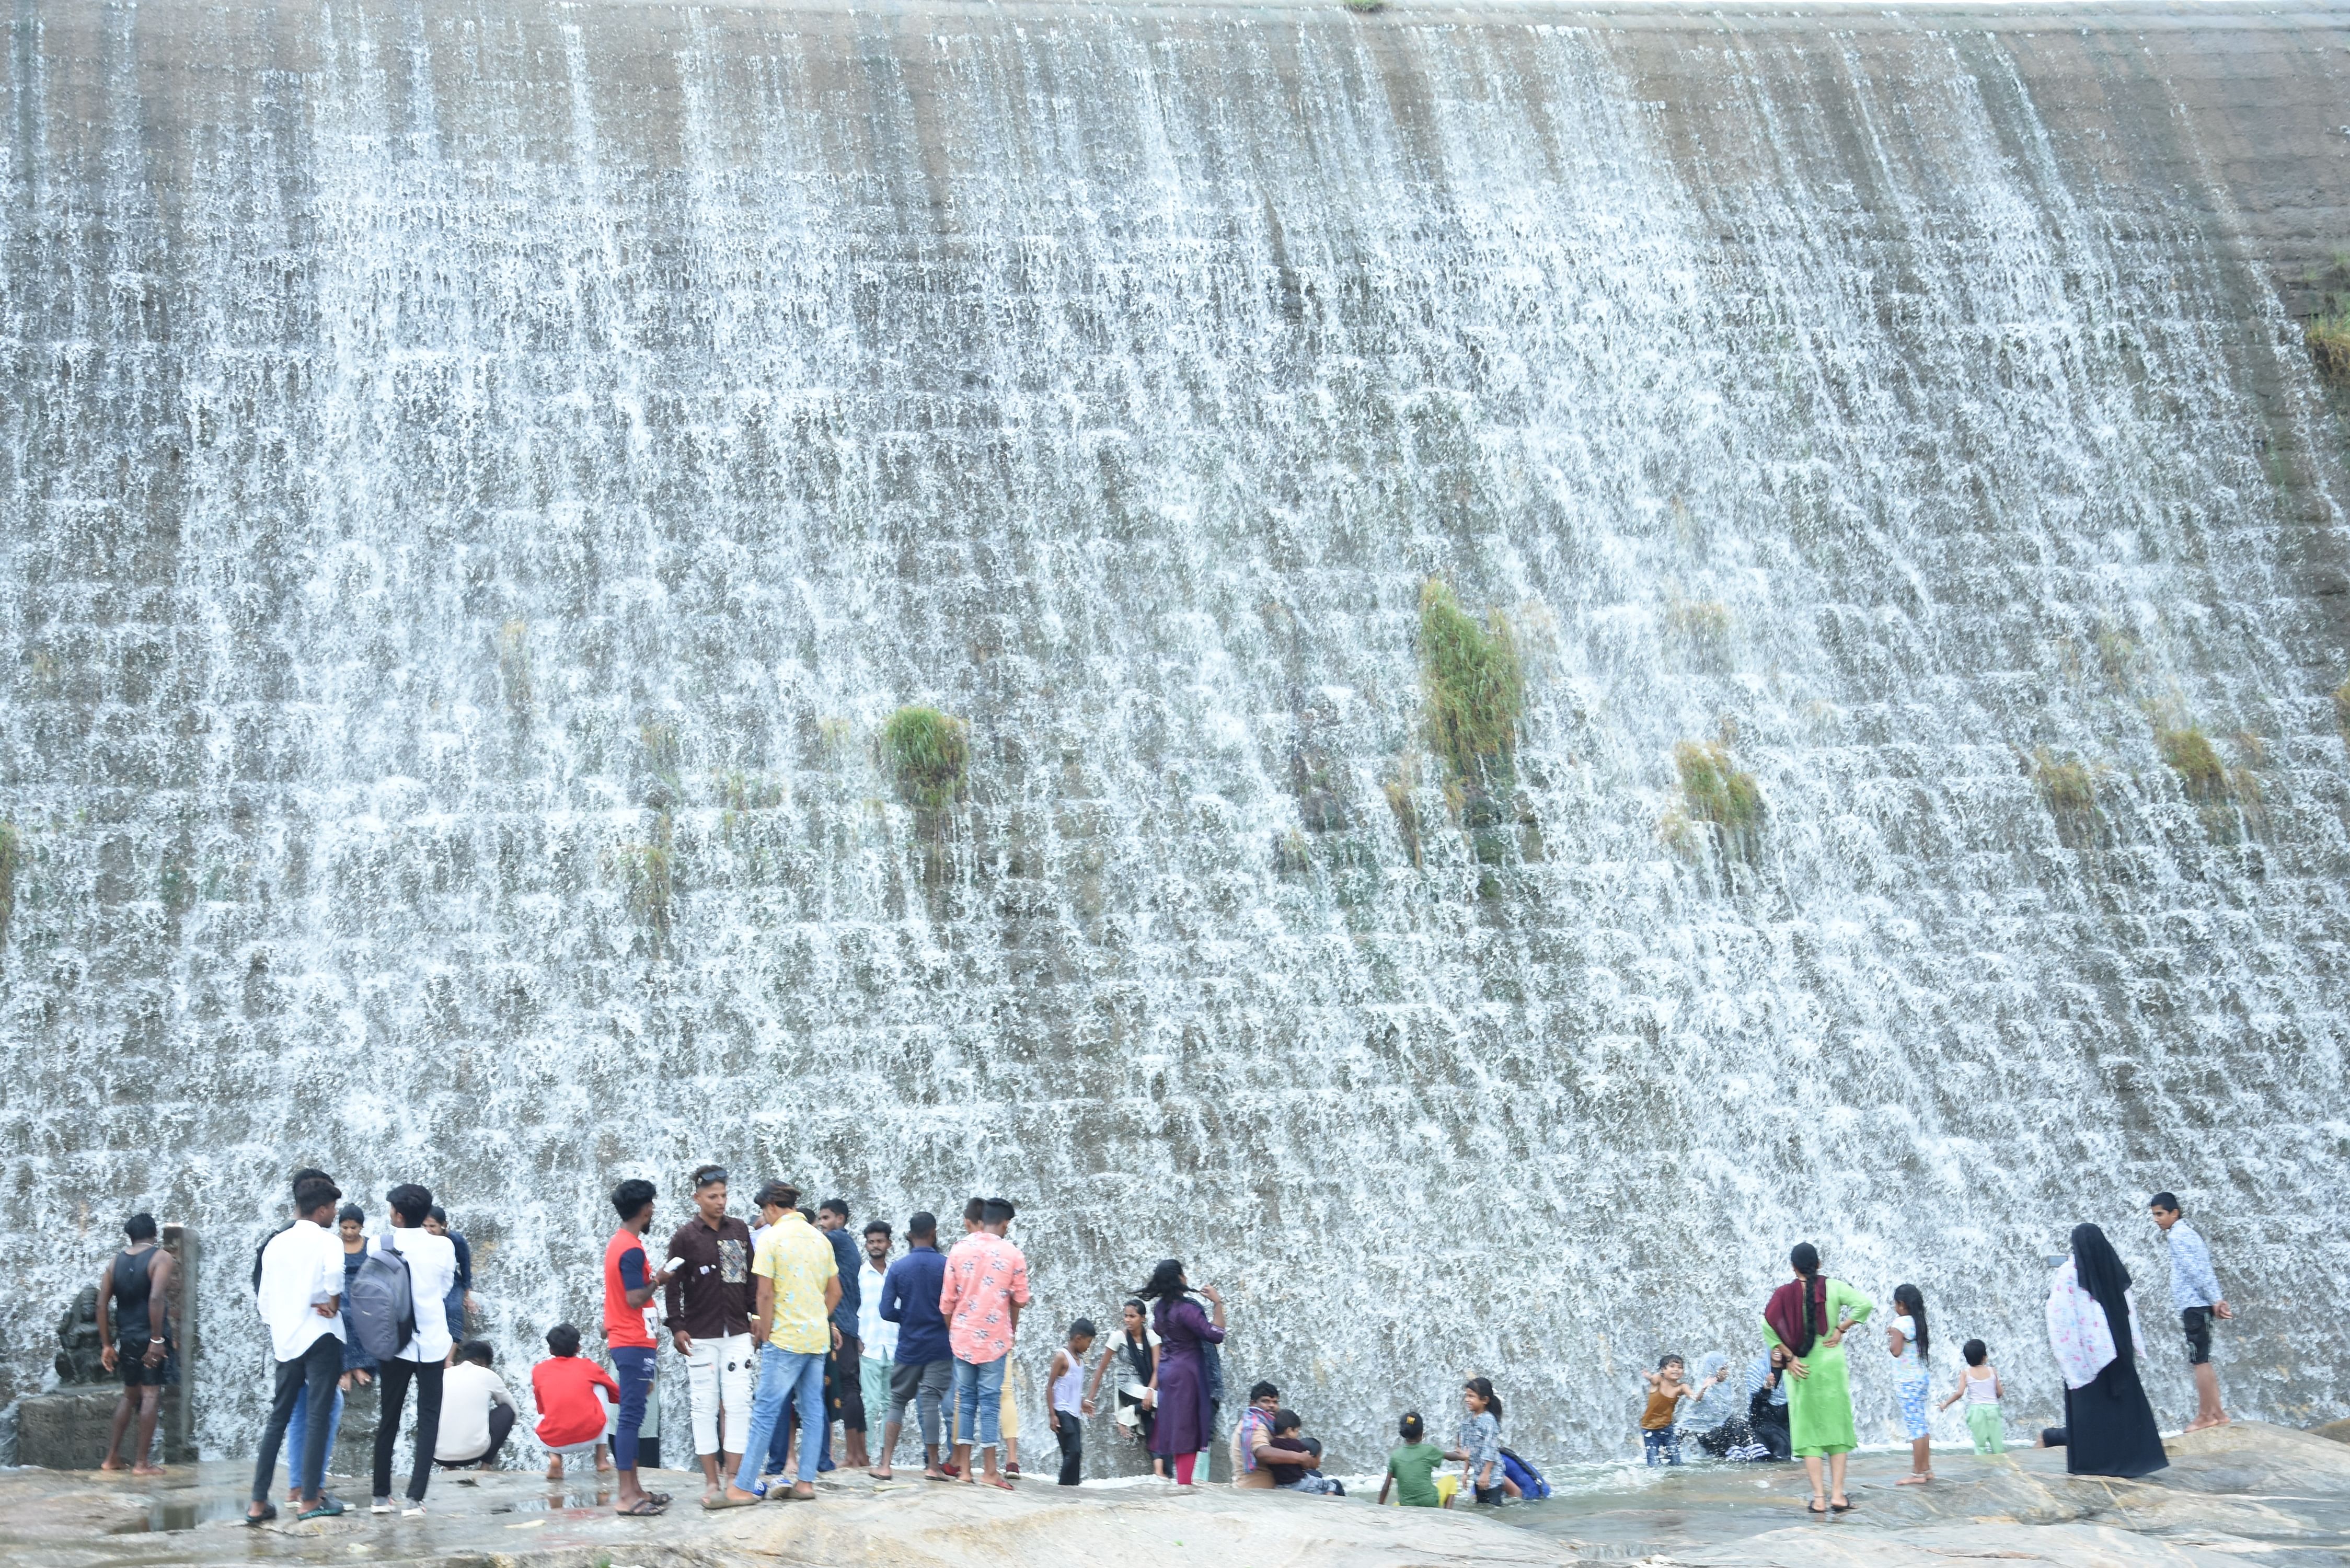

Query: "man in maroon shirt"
left=663, top=1166, right=755, bottom=1505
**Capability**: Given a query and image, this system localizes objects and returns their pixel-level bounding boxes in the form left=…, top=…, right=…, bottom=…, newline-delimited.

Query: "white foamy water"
left=3, top=0, right=2345, bottom=1467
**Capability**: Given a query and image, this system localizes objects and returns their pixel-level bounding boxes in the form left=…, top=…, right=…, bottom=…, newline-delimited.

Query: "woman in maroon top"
left=1139, top=1260, right=1226, bottom=1484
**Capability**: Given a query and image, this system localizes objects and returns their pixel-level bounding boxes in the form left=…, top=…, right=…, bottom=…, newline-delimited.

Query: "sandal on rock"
left=617, top=1498, right=666, bottom=1517
left=244, top=1505, right=279, bottom=1528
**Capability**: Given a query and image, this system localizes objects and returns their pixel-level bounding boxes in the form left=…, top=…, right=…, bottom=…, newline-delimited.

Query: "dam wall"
left=4, top=0, right=2349, bottom=1461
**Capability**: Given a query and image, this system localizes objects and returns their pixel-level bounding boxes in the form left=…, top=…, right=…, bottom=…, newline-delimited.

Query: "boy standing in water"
left=2150, top=1193, right=2234, bottom=1431
left=1640, top=1356, right=1696, bottom=1465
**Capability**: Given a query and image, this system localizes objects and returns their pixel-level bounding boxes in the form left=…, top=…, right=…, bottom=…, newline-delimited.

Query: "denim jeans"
left=888, top=1358, right=953, bottom=1451
left=251, top=1335, right=342, bottom=1504
left=735, top=1345, right=827, bottom=1492
left=285, top=1385, right=345, bottom=1493
left=1642, top=1425, right=1681, bottom=1466
left=610, top=1346, right=654, bottom=1472
left=952, top=1354, right=1007, bottom=1453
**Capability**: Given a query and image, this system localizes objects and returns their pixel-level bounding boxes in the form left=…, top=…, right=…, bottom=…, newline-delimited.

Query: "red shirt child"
left=532, top=1350, right=620, bottom=1448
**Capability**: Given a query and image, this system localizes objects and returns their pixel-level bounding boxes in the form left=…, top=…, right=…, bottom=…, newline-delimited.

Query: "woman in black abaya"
left=2045, top=1223, right=2167, bottom=1479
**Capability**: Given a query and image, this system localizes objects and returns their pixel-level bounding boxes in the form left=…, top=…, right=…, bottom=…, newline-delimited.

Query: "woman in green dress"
left=1761, top=1242, right=1873, bottom=1514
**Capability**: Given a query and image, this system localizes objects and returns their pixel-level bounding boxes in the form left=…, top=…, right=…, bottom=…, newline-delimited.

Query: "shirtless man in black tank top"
left=97, top=1212, right=176, bottom=1474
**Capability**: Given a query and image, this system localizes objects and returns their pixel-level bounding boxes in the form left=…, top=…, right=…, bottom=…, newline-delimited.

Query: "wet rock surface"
left=3, top=1422, right=2343, bottom=1567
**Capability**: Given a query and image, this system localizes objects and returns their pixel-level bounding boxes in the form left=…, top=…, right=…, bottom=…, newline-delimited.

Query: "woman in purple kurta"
left=1139, top=1259, right=1226, bottom=1484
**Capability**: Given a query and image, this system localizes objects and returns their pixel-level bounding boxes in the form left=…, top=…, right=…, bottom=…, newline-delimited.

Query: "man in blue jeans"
left=938, top=1197, right=1029, bottom=1489
left=719, top=1182, right=839, bottom=1506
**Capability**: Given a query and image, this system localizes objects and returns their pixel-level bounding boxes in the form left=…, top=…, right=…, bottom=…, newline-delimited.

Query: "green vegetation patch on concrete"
left=1418, top=580, right=1523, bottom=793
left=2156, top=724, right=2227, bottom=801
left=883, top=705, right=971, bottom=810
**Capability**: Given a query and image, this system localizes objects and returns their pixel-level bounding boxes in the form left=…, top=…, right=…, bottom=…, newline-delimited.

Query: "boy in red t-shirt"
left=531, top=1323, right=619, bottom=1481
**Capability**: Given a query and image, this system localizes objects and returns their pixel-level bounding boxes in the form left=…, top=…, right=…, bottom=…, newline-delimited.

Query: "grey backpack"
left=346, top=1232, right=416, bottom=1361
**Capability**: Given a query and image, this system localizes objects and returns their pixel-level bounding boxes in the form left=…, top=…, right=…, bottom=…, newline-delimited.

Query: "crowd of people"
left=87, top=1168, right=2240, bottom=1524
left=1631, top=1193, right=2235, bottom=1516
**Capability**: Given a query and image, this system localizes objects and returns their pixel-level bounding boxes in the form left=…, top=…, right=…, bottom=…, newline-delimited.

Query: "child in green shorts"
left=1938, top=1339, right=2005, bottom=1454
left=1378, top=1411, right=1449, bottom=1506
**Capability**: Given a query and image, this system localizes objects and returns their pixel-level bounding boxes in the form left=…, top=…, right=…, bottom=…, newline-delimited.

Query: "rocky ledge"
left=2, top=1422, right=2344, bottom=1568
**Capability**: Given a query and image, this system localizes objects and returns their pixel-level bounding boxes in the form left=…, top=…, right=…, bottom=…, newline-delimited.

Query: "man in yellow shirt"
left=716, top=1183, right=838, bottom=1506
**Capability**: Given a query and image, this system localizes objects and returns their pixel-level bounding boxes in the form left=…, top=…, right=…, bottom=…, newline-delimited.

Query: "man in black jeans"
left=248, top=1176, right=349, bottom=1523
left=372, top=1183, right=460, bottom=1516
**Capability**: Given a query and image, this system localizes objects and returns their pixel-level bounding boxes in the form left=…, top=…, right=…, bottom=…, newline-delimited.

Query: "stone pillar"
left=159, top=1225, right=197, bottom=1465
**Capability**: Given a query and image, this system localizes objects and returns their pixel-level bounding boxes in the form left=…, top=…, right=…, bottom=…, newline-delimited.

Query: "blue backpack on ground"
left=345, top=1232, right=416, bottom=1361
left=1500, top=1448, right=1550, bottom=1500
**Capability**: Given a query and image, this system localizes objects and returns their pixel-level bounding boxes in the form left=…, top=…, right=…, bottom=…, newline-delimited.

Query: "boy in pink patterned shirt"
left=938, top=1198, right=1030, bottom=1488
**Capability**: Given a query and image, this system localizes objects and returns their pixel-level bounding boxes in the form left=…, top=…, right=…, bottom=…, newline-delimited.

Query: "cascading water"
left=4, top=0, right=2347, bottom=1469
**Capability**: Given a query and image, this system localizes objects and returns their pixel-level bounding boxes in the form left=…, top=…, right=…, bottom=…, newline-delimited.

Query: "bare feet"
left=791, top=1481, right=816, bottom=1501
left=132, top=1465, right=166, bottom=1478
left=98, top=1458, right=126, bottom=1473
left=1896, top=1473, right=1933, bottom=1486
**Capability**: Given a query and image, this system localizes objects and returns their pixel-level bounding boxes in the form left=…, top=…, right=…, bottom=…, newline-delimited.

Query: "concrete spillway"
left=3, top=0, right=2348, bottom=1465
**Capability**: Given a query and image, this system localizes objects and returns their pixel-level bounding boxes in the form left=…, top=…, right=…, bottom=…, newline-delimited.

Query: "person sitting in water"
left=1379, top=1411, right=1448, bottom=1507
left=1267, top=1409, right=1345, bottom=1496
left=1745, top=1347, right=1793, bottom=1461
left=1684, top=1352, right=1752, bottom=1458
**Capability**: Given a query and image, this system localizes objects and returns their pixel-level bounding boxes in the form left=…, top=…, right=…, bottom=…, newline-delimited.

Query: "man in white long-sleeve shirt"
left=249, top=1175, right=349, bottom=1524
left=372, top=1183, right=459, bottom=1515
left=2150, top=1191, right=2234, bottom=1431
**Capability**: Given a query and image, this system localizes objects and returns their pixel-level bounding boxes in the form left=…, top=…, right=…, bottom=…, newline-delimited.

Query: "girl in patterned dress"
left=1888, top=1283, right=1934, bottom=1484
left=1446, top=1378, right=1507, bottom=1504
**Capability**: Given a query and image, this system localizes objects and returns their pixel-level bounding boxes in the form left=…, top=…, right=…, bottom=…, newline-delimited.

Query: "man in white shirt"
left=857, top=1221, right=897, bottom=1472
left=433, top=1340, right=516, bottom=1468
left=370, top=1183, right=459, bottom=1515
left=248, top=1175, right=348, bottom=1524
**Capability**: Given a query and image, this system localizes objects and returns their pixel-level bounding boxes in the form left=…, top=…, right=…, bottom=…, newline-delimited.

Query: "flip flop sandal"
left=617, top=1498, right=667, bottom=1517
left=925, top=1472, right=957, bottom=1483
left=986, top=1478, right=1016, bottom=1492
left=647, top=1491, right=674, bottom=1506
left=244, top=1505, right=279, bottom=1528
left=1807, top=1502, right=1829, bottom=1516
left=1830, top=1500, right=1856, bottom=1513
left=297, top=1498, right=346, bottom=1521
